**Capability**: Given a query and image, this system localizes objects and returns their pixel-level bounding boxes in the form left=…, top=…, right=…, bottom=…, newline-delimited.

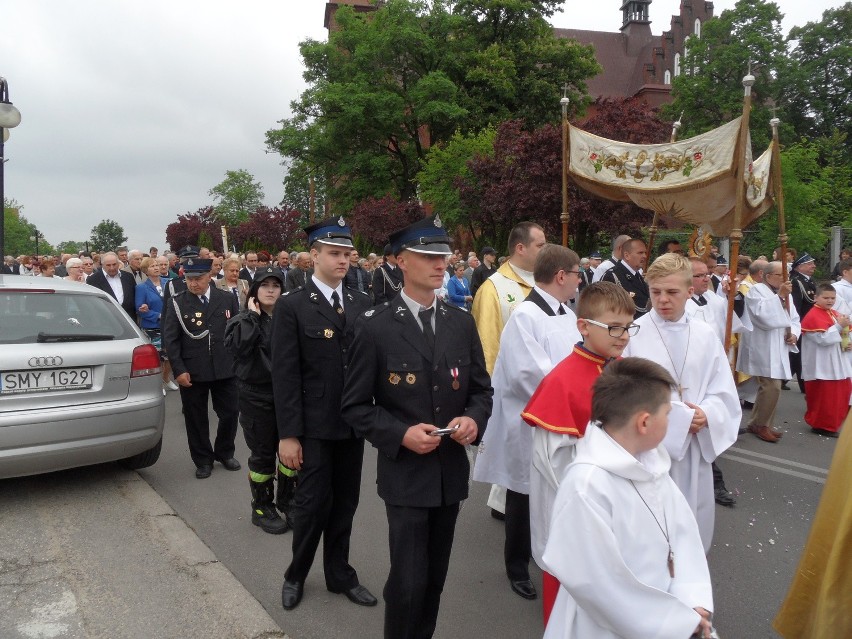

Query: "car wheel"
left=119, top=437, right=162, bottom=470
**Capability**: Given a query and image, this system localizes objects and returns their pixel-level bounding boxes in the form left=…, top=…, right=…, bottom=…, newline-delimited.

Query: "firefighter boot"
left=250, top=477, right=290, bottom=534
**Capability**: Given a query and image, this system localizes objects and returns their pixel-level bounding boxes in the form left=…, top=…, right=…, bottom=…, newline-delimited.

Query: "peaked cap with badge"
left=182, top=257, right=213, bottom=277
left=389, top=214, right=452, bottom=256
left=304, top=215, right=354, bottom=248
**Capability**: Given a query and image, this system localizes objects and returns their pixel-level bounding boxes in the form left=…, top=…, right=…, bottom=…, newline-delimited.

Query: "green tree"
left=89, top=219, right=128, bottom=253
left=266, top=0, right=598, bottom=212
left=280, top=158, right=325, bottom=227
left=782, top=3, right=852, bottom=149
left=663, top=0, right=788, bottom=150
left=2, top=199, right=51, bottom=257
left=208, top=169, right=265, bottom=226
left=56, top=240, right=87, bottom=255
left=417, top=126, right=496, bottom=232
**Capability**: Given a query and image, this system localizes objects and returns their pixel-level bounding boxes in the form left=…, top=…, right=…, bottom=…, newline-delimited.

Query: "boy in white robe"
left=623, top=253, right=741, bottom=553
left=543, top=357, right=714, bottom=639
left=473, top=245, right=582, bottom=600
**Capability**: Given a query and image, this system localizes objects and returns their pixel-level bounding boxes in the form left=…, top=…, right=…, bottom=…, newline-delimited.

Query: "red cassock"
left=801, top=307, right=851, bottom=433
left=522, top=345, right=610, bottom=626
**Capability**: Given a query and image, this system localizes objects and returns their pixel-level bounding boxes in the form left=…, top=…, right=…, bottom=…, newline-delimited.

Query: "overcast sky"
left=1, top=0, right=841, bottom=253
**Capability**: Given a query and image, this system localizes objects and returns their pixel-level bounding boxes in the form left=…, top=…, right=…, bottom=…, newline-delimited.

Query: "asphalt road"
left=135, top=385, right=837, bottom=639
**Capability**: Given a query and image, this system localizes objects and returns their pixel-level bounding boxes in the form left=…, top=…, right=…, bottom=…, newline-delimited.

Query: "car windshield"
left=0, top=291, right=139, bottom=344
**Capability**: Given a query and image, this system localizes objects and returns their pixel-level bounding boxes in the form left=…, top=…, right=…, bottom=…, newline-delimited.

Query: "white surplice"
left=624, top=310, right=741, bottom=552
left=543, top=425, right=712, bottom=639
left=473, top=292, right=581, bottom=494
left=832, top=278, right=852, bottom=309
left=685, top=291, right=750, bottom=346
left=737, top=283, right=801, bottom=380
left=801, top=317, right=852, bottom=381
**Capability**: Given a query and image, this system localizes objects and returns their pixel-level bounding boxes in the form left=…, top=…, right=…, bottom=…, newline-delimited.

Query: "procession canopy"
left=569, top=116, right=775, bottom=236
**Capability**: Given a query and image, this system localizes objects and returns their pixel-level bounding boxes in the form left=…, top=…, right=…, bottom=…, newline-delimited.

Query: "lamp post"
left=0, top=77, right=23, bottom=257
left=30, top=230, right=41, bottom=258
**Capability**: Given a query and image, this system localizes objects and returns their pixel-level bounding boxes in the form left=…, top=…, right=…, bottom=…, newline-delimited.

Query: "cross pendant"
left=668, top=548, right=675, bottom=578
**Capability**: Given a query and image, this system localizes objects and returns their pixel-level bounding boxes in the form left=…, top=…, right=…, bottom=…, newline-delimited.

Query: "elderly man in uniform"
left=789, top=253, right=817, bottom=392
left=162, top=257, right=241, bottom=478
left=372, top=243, right=405, bottom=304
left=342, top=215, right=493, bottom=639
left=274, top=216, right=375, bottom=611
left=591, top=234, right=631, bottom=283
left=601, top=238, right=650, bottom=319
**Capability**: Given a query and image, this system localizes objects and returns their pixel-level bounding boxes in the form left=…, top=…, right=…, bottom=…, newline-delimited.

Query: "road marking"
left=723, top=446, right=828, bottom=485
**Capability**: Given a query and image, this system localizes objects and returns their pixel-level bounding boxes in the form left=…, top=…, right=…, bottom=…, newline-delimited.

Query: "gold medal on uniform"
left=324, top=328, right=334, bottom=339
left=450, top=367, right=460, bottom=390
left=195, top=312, right=202, bottom=317
left=406, top=373, right=416, bottom=385
left=389, top=373, right=401, bottom=385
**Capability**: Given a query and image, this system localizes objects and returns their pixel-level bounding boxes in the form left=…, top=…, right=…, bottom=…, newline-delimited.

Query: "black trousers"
left=178, top=379, right=239, bottom=466
left=384, top=502, right=460, bottom=639
left=239, top=413, right=278, bottom=476
left=504, top=489, right=532, bottom=581
left=790, top=338, right=805, bottom=390
left=284, top=437, right=364, bottom=590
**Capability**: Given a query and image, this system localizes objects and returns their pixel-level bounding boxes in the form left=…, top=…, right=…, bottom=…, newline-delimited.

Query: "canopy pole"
left=770, top=109, right=793, bottom=329
left=560, top=86, right=570, bottom=247
left=725, top=68, right=756, bottom=354
left=647, top=114, right=685, bottom=259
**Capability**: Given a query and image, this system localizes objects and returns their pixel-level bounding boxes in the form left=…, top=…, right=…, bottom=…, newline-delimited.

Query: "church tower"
left=620, top=0, right=653, bottom=56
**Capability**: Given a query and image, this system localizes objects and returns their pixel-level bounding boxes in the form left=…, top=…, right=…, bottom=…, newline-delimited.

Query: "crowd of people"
left=3, top=224, right=848, bottom=639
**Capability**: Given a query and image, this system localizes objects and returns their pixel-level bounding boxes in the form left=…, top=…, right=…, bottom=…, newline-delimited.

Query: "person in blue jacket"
left=446, top=261, right=473, bottom=311
left=135, top=257, right=176, bottom=390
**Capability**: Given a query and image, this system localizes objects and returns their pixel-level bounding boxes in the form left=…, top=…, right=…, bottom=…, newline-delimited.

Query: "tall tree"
left=208, top=169, right=265, bottom=226
left=89, top=219, right=128, bottom=253
left=266, top=0, right=598, bottom=212
left=782, top=3, right=852, bottom=149
left=165, top=207, right=221, bottom=252
left=229, top=207, right=303, bottom=253
left=663, top=0, right=788, bottom=150
left=2, top=200, right=51, bottom=257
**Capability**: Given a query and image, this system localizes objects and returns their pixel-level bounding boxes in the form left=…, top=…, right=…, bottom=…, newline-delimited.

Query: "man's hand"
left=175, top=372, right=192, bottom=387
left=785, top=333, right=798, bottom=345
left=278, top=438, right=303, bottom=470
left=402, top=424, right=442, bottom=455
left=778, top=280, right=793, bottom=297
left=693, top=607, right=712, bottom=638
left=686, top=402, right=707, bottom=434
left=449, top=416, right=479, bottom=446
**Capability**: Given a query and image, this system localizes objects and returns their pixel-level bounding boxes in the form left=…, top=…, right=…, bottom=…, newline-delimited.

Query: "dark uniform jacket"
left=601, top=260, right=650, bottom=319
left=271, top=279, right=371, bottom=441
left=224, top=309, right=274, bottom=419
left=371, top=263, right=404, bottom=305
left=790, top=271, right=816, bottom=319
left=285, top=268, right=313, bottom=292
left=341, top=299, right=493, bottom=508
left=162, top=287, right=238, bottom=383
left=87, top=269, right=138, bottom=321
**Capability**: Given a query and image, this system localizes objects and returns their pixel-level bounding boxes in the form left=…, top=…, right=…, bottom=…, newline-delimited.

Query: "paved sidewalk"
left=0, top=465, right=287, bottom=639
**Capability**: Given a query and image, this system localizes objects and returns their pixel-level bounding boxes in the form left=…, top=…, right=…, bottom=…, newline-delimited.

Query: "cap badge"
left=365, top=309, right=375, bottom=317
left=434, top=215, right=442, bottom=228
left=324, top=328, right=334, bottom=339
left=187, top=259, right=194, bottom=266
left=337, top=216, right=346, bottom=227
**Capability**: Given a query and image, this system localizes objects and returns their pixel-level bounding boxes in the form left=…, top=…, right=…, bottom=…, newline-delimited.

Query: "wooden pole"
left=560, top=87, right=570, bottom=247
left=309, top=175, right=316, bottom=224
left=771, top=110, right=793, bottom=326
left=724, top=68, right=756, bottom=353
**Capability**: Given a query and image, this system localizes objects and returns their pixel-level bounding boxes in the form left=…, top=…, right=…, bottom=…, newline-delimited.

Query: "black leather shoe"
left=330, top=584, right=378, bottom=607
left=509, top=579, right=537, bottom=600
left=218, top=457, right=241, bottom=471
left=714, top=486, right=736, bottom=507
left=281, top=580, right=303, bottom=610
left=741, top=400, right=754, bottom=410
left=195, top=464, right=212, bottom=479
left=490, top=508, right=505, bottom=522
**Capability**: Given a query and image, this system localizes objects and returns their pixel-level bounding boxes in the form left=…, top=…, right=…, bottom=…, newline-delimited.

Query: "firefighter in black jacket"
left=225, top=267, right=296, bottom=535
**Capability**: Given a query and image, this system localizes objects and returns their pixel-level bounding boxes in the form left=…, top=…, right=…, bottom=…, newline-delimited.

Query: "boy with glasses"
left=623, top=253, right=741, bottom=553
left=522, top=281, right=636, bottom=624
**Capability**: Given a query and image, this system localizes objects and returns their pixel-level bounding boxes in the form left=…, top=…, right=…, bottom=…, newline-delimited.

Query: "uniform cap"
left=715, top=255, right=727, bottom=265
left=589, top=251, right=602, bottom=259
left=183, top=258, right=213, bottom=276
left=389, top=215, right=451, bottom=256
left=177, top=245, right=201, bottom=259
left=481, top=246, right=496, bottom=257
left=792, top=253, right=815, bottom=269
left=304, top=216, right=354, bottom=248
left=249, top=266, right=285, bottom=295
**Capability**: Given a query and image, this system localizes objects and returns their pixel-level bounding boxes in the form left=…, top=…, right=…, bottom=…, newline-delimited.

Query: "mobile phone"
left=430, top=425, right=459, bottom=437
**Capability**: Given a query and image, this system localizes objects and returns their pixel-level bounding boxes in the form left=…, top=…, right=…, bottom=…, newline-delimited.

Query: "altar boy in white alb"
left=624, top=253, right=741, bottom=552
left=543, top=358, right=713, bottom=639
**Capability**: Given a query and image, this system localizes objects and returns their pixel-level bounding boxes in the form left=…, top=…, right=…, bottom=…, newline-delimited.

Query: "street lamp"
left=0, top=77, right=23, bottom=257
left=30, top=230, right=41, bottom=258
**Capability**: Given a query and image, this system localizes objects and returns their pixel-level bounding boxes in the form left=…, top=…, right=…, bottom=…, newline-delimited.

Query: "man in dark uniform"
left=162, top=245, right=201, bottom=302
left=790, top=253, right=817, bottom=392
left=601, top=238, right=650, bottom=319
left=162, top=257, right=241, bottom=479
left=710, top=255, right=726, bottom=293
left=342, top=215, right=493, bottom=639
left=372, top=243, right=404, bottom=305
left=273, top=216, right=376, bottom=611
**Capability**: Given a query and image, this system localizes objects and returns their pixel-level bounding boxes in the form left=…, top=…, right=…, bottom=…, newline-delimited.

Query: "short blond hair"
left=645, top=253, right=691, bottom=286
left=140, top=257, right=155, bottom=272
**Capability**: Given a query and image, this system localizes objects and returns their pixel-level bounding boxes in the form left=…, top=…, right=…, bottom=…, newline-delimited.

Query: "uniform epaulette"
left=441, top=301, right=468, bottom=314
left=172, top=289, right=187, bottom=297
left=344, top=285, right=370, bottom=300
left=362, top=302, right=390, bottom=319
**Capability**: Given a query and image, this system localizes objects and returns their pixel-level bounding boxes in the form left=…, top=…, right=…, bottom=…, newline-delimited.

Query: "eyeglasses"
left=692, top=273, right=710, bottom=278
left=582, top=318, right=640, bottom=337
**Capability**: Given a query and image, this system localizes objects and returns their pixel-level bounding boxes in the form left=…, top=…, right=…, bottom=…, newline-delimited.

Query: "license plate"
left=0, top=368, right=94, bottom=395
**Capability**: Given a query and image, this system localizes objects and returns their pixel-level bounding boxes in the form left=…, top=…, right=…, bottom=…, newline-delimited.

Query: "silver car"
left=0, top=275, right=165, bottom=478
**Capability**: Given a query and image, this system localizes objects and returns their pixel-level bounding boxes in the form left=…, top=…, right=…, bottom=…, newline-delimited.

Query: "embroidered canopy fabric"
left=569, top=117, right=775, bottom=236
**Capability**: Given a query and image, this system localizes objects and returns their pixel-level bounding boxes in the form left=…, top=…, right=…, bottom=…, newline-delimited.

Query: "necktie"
left=331, top=291, right=345, bottom=324
left=199, top=295, right=208, bottom=307
left=558, top=304, right=567, bottom=315
left=419, top=307, right=436, bottom=352
left=232, top=287, right=238, bottom=302
left=693, top=295, right=707, bottom=307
